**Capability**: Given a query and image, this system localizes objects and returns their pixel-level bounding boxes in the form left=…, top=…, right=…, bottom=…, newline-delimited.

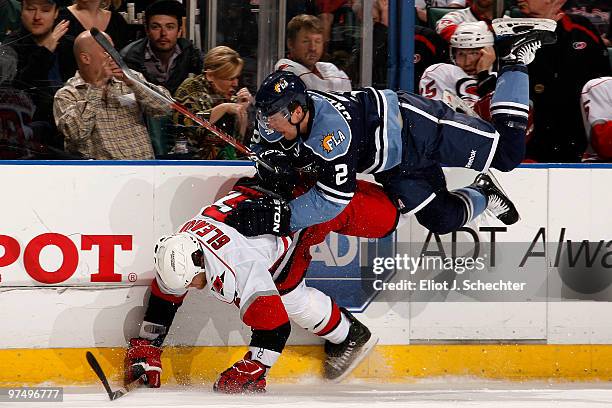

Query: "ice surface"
left=4, top=380, right=612, bottom=408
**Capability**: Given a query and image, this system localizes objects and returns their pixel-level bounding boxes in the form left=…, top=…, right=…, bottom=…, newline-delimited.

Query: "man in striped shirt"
left=54, top=30, right=171, bottom=159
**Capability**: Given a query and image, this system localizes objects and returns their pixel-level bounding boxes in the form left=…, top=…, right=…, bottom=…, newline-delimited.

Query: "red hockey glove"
left=126, top=338, right=162, bottom=388
left=213, top=355, right=267, bottom=394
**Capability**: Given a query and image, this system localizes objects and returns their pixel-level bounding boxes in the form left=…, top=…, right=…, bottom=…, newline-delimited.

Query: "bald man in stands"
left=53, top=30, right=172, bottom=159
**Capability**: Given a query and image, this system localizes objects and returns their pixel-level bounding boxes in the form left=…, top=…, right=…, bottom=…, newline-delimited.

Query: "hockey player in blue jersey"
left=226, top=18, right=557, bottom=237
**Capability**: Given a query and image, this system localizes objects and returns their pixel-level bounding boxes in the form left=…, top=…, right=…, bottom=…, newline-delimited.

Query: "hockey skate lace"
left=330, top=342, right=356, bottom=370
left=517, top=40, right=541, bottom=64
left=488, top=195, right=509, bottom=217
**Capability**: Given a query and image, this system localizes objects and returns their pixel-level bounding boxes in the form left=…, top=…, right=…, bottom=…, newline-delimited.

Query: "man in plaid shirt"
left=54, top=30, right=172, bottom=159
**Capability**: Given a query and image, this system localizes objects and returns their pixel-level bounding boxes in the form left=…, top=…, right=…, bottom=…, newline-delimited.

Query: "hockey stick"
left=89, top=28, right=275, bottom=172
left=85, top=351, right=145, bottom=401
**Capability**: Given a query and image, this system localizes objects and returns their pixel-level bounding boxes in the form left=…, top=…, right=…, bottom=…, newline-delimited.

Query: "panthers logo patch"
left=274, top=78, right=289, bottom=93
left=321, top=130, right=346, bottom=153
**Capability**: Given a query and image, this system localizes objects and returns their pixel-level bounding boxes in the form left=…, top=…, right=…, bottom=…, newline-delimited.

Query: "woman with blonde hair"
left=173, top=45, right=253, bottom=160
left=59, top=0, right=130, bottom=50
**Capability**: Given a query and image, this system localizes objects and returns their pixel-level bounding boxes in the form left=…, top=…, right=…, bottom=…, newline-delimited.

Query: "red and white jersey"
left=581, top=77, right=612, bottom=161
left=275, top=58, right=352, bottom=92
left=419, top=63, right=481, bottom=107
left=155, top=186, right=292, bottom=327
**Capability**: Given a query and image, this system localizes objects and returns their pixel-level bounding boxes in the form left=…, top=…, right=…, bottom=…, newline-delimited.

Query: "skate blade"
left=492, top=18, right=557, bottom=35
left=329, top=335, right=380, bottom=384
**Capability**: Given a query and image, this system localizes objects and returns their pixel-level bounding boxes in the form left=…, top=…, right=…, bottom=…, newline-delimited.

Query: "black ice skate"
left=492, top=18, right=557, bottom=65
left=323, top=308, right=379, bottom=382
left=470, top=172, right=520, bottom=225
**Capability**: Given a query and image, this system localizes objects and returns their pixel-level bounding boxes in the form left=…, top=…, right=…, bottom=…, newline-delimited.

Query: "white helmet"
left=153, top=233, right=204, bottom=290
left=450, top=21, right=494, bottom=49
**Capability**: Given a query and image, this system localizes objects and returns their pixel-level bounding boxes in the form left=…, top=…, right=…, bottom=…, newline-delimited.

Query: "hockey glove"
left=255, top=149, right=297, bottom=199
left=126, top=338, right=162, bottom=388
left=213, top=355, right=267, bottom=394
left=225, top=196, right=291, bottom=237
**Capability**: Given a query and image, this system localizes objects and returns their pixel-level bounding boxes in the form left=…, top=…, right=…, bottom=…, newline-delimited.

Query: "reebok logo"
left=465, top=149, right=477, bottom=169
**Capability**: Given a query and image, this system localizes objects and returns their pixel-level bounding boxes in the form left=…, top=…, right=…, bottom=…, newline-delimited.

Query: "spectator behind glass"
left=173, top=46, right=252, bottom=160
left=58, top=0, right=130, bottom=51
left=581, top=77, right=612, bottom=161
left=436, top=0, right=494, bottom=42
left=0, top=46, right=37, bottom=155
left=53, top=30, right=172, bottom=159
left=7, top=0, right=77, bottom=149
left=0, top=0, right=21, bottom=41
left=275, top=14, right=351, bottom=92
left=120, top=0, right=201, bottom=157
left=518, top=0, right=611, bottom=162
left=120, top=0, right=202, bottom=95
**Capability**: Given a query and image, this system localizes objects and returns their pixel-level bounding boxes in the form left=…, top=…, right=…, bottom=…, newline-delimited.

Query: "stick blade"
left=85, top=351, right=114, bottom=399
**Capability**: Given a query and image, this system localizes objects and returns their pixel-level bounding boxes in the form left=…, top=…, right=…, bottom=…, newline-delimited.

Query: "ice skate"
left=492, top=18, right=557, bottom=65
left=323, top=308, right=379, bottom=382
left=470, top=172, right=520, bottom=225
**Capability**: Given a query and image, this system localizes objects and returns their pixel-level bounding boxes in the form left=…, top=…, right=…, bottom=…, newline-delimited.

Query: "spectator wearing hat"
left=7, top=0, right=77, bottom=148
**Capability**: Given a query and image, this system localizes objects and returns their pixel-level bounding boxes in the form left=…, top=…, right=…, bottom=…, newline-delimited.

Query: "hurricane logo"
left=572, top=42, right=587, bottom=50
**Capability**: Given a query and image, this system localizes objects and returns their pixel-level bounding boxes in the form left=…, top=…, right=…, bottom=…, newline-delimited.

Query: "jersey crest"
left=302, top=93, right=352, bottom=161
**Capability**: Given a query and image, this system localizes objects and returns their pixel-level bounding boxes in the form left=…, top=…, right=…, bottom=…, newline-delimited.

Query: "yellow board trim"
left=3, top=345, right=612, bottom=386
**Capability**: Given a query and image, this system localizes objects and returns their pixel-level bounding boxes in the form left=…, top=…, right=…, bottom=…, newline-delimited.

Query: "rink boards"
left=1, top=161, right=612, bottom=384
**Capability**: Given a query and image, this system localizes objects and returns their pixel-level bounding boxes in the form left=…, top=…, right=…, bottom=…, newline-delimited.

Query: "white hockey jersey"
left=419, top=63, right=481, bottom=107
left=581, top=77, right=612, bottom=161
left=155, top=206, right=292, bottom=325
left=275, top=58, right=352, bottom=92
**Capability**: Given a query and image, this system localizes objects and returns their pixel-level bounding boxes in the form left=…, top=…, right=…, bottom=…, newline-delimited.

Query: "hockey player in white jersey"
left=580, top=77, right=612, bottom=161
left=125, top=176, right=397, bottom=393
left=420, top=21, right=497, bottom=108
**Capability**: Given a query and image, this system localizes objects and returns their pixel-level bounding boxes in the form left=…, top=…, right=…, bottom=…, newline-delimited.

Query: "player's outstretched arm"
left=126, top=279, right=186, bottom=388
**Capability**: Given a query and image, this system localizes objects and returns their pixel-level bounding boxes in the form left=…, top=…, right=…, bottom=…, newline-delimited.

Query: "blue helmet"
left=255, top=71, right=309, bottom=130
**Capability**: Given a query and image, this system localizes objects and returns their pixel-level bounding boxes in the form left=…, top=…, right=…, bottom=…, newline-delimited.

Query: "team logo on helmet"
left=274, top=78, right=289, bottom=93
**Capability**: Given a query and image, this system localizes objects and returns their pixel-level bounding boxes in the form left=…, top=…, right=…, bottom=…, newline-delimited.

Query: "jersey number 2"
left=335, top=164, right=348, bottom=185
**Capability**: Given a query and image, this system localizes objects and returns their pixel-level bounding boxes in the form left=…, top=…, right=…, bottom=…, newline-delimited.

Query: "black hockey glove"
left=255, top=149, right=297, bottom=200
left=225, top=196, right=291, bottom=237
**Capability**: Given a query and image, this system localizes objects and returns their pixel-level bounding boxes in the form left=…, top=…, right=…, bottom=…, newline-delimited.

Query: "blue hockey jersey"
left=257, top=87, right=498, bottom=231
